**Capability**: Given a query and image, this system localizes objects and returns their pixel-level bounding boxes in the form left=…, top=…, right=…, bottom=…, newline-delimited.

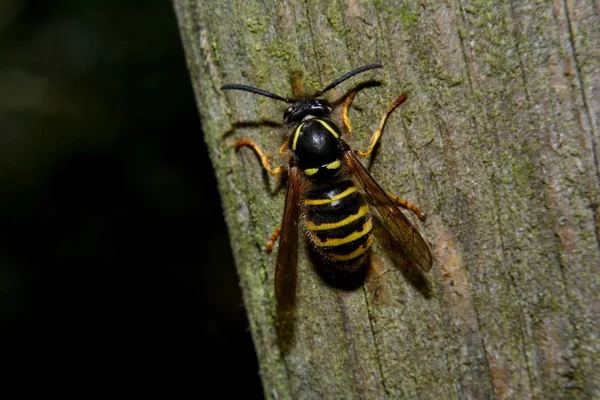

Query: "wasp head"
left=283, top=99, right=332, bottom=125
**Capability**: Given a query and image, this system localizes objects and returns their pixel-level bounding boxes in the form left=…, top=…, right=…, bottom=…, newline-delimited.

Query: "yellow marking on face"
left=326, top=159, right=341, bottom=170
left=306, top=204, right=369, bottom=231
left=304, top=186, right=357, bottom=206
left=304, top=168, right=319, bottom=176
left=329, top=237, right=372, bottom=261
left=292, top=123, right=304, bottom=151
left=317, top=119, right=339, bottom=138
left=312, top=220, right=372, bottom=247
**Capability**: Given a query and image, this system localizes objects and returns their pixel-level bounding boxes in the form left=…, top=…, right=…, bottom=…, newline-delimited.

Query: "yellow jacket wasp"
left=222, top=64, right=432, bottom=311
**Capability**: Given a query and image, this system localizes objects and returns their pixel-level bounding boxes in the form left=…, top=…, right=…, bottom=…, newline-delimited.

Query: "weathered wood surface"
left=173, top=0, right=600, bottom=398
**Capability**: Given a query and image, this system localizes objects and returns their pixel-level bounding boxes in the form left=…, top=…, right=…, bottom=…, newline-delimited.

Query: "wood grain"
left=173, top=0, right=600, bottom=398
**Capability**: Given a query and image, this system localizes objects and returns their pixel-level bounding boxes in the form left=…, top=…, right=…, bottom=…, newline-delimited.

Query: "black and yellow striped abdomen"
left=304, top=180, right=372, bottom=269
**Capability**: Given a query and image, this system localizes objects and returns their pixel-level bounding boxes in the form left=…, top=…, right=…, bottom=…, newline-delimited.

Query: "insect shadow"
left=221, top=119, right=284, bottom=140
left=371, top=214, right=433, bottom=298
left=331, top=80, right=383, bottom=108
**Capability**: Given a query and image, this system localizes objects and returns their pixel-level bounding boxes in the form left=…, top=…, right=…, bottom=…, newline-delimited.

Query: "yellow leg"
left=355, top=94, right=408, bottom=158
left=265, top=225, right=282, bottom=253
left=235, top=138, right=285, bottom=176
left=341, top=91, right=356, bottom=136
left=278, top=138, right=289, bottom=155
left=386, top=190, right=426, bottom=221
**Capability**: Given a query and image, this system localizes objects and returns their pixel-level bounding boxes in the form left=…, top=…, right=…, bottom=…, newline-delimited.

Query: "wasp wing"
left=274, top=162, right=301, bottom=311
left=343, top=150, right=433, bottom=272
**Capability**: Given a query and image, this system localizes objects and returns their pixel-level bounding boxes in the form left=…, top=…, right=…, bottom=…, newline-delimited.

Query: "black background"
left=1, top=0, right=263, bottom=395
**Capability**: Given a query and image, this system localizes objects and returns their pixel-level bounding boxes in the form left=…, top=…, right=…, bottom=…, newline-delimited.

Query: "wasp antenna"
left=314, top=64, right=383, bottom=97
left=221, top=84, right=293, bottom=103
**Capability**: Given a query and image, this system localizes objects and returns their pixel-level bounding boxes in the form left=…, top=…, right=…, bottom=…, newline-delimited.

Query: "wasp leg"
left=341, top=91, right=357, bottom=136
left=235, top=138, right=285, bottom=176
left=355, top=94, right=408, bottom=158
left=278, top=138, right=289, bottom=155
left=386, top=190, right=427, bottom=221
left=265, top=224, right=282, bottom=253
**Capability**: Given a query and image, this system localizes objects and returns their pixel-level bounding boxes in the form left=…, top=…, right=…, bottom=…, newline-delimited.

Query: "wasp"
left=222, top=64, right=432, bottom=311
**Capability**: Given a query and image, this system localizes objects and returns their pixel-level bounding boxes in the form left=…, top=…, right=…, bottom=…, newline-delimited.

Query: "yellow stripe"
left=312, top=220, right=372, bottom=247
left=304, top=186, right=358, bottom=206
left=329, top=237, right=372, bottom=261
left=303, top=159, right=341, bottom=177
left=326, top=159, right=341, bottom=169
left=292, top=123, right=303, bottom=151
left=317, top=119, right=339, bottom=138
left=306, top=204, right=369, bottom=231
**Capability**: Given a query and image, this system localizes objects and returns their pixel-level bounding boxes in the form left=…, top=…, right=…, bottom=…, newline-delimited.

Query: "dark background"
left=1, top=0, right=262, bottom=395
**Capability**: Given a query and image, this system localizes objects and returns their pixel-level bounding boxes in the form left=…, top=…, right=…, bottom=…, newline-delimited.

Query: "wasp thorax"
left=291, top=118, right=343, bottom=179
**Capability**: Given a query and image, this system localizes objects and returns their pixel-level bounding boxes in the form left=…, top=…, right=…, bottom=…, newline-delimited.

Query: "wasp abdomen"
left=304, top=180, right=372, bottom=269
